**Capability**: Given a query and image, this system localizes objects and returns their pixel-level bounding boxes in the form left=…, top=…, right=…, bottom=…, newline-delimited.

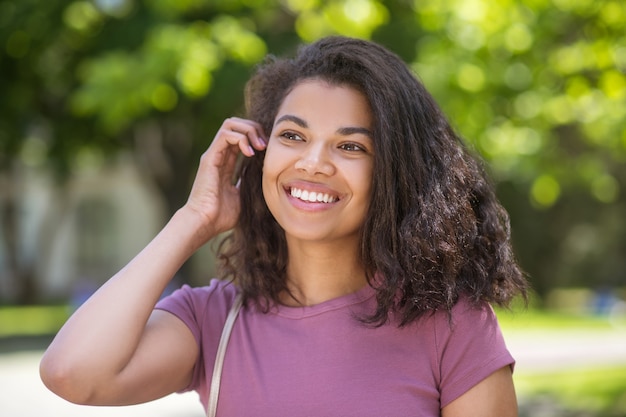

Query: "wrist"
left=169, top=207, right=218, bottom=253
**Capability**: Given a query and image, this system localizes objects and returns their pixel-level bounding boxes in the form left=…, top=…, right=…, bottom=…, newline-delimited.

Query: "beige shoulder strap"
left=207, top=293, right=243, bottom=417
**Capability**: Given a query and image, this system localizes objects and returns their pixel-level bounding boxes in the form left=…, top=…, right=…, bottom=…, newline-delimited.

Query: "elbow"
left=39, top=351, right=96, bottom=405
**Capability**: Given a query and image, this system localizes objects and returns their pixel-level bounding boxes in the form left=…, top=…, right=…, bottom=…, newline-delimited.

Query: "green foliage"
left=287, top=0, right=389, bottom=40
left=1, top=0, right=625, bottom=298
left=70, top=16, right=266, bottom=133
left=409, top=0, right=626, bottom=209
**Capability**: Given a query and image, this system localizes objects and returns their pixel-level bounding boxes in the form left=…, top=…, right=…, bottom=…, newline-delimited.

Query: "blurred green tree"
left=1, top=0, right=624, bottom=303
left=401, top=0, right=626, bottom=297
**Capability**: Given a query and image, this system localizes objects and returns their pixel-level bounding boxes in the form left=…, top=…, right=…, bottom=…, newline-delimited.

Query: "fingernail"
left=248, top=145, right=255, bottom=155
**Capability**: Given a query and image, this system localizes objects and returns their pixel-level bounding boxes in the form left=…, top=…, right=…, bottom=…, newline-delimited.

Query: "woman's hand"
left=183, top=117, right=267, bottom=240
left=39, top=117, right=266, bottom=406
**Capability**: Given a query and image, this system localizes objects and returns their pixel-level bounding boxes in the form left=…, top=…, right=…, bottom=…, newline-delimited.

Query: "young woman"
left=41, top=36, right=528, bottom=416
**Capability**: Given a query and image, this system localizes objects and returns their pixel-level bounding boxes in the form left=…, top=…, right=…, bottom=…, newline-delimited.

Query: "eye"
left=280, top=131, right=303, bottom=142
left=339, top=142, right=367, bottom=152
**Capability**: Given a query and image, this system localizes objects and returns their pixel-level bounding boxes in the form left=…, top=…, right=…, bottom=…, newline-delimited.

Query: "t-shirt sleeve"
left=154, top=279, right=237, bottom=394
left=435, top=298, right=515, bottom=408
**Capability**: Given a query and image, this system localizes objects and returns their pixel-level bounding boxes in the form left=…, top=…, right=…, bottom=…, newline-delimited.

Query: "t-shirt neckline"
left=271, top=284, right=376, bottom=319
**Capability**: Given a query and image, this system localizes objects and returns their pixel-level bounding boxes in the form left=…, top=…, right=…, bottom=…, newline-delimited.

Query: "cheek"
left=261, top=152, right=279, bottom=211
left=261, top=141, right=288, bottom=191
left=261, top=164, right=272, bottom=203
left=353, top=164, right=374, bottom=202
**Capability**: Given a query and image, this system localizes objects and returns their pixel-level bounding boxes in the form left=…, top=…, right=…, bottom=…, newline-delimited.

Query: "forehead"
left=274, top=80, right=372, bottom=129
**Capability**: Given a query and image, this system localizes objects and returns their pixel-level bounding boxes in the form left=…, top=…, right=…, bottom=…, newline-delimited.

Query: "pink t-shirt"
left=156, top=279, right=514, bottom=416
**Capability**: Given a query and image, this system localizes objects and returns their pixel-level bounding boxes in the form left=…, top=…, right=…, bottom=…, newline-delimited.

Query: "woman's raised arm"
left=39, top=118, right=266, bottom=405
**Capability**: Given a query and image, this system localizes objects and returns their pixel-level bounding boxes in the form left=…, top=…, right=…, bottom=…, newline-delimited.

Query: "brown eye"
left=339, top=142, right=366, bottom=152
left=281, top=131, right=303, bottom=142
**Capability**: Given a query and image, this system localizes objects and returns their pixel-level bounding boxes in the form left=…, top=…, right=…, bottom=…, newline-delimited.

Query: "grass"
left=496, top=304, right=626, bottom=331
left=0, top=305, right=70, bottom=337
left=496, top=304, right=626, bottom=416
left=2, top=302, right=623, bottom=334
left=2, top=302, right=625, bottom=416
left=515, top=366, right=626, bottom=416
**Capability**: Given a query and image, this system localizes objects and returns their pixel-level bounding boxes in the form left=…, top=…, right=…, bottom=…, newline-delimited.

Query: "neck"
left=281, top=237, right=367, bottom=306
left=280, top=238, right=368, bottom=306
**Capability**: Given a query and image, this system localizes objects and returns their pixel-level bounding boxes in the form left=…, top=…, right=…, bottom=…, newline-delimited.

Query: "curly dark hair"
left=218, top=36, right=528, bottom=326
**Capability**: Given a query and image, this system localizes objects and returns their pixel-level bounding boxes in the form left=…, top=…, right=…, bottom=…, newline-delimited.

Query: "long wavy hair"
left=218, top=36, right=528, bottom=326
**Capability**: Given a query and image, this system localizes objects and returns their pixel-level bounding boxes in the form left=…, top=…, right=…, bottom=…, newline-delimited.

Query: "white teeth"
left=290, top=187, right=337, bottom=203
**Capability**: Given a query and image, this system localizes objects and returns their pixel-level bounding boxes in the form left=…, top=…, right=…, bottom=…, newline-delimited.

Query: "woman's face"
left=262, top=80, right=374, bottom=246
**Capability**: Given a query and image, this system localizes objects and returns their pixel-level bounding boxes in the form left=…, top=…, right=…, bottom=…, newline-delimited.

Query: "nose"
left=294, top=144, right=335, bottom=176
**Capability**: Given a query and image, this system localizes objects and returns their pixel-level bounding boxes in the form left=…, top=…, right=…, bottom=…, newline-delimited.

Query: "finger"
left=236, top=118, right=267, bottom=150
left=224, top=118, right=267, bottom=152
left=218, top=125, right=254, bottom=157
left=226, top=128, right=254, bottom=156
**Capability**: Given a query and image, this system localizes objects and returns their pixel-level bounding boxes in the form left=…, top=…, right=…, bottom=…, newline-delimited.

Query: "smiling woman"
left=262, top=81, right=374, bottom=265
left=40, top=36, right=528, bottom=417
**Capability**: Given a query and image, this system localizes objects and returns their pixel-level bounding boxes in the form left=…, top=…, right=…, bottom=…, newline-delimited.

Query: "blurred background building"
left=0, top=154, right=166, bottom=302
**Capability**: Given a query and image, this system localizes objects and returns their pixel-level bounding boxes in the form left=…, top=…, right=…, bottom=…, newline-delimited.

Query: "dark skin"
left=40, top=82, right=518, bottom=416
left=39, top=116, right=267, bottom=405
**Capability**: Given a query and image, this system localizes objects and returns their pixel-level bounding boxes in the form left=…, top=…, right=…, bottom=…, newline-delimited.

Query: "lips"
left=289, top=187, right=338, bottom=203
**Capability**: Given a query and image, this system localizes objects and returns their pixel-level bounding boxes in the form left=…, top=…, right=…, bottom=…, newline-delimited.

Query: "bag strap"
left=207, top=293, right=243, bottom=417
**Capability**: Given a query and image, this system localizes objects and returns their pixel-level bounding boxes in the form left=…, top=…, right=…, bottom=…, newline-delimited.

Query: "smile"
left=289, top=187, right=338, bottom=203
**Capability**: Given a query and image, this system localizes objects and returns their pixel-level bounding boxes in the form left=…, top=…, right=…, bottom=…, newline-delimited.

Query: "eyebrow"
left=274, top=114, right=372, bottom=137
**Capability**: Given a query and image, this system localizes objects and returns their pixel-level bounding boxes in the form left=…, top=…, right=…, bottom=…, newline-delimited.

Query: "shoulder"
left=155, top=279, right=239, bottom=335
left=409, top=296, right=503, bottom=361
left=158, top=279, right=238, bottom=308
left=428, top=296, right=514, bottom=408
left=431, top=296, right=500, bottom=338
